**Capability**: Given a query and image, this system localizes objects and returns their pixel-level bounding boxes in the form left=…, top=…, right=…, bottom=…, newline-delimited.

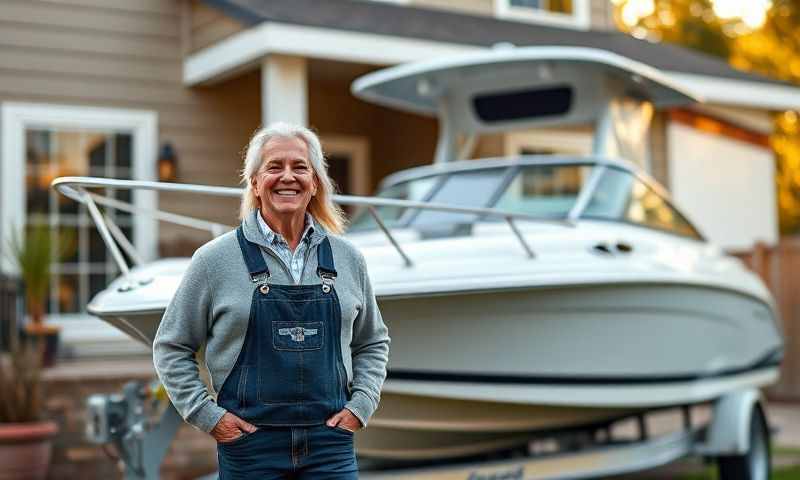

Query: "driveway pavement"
left=767, top=401, right=800, bottom=448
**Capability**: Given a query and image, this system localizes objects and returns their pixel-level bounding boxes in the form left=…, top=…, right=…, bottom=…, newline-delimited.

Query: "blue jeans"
left=217, top=425, right=358, bottom=479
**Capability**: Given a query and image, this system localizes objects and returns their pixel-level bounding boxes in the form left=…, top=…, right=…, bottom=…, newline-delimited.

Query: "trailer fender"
left=698, top=389, right=764, bottom=456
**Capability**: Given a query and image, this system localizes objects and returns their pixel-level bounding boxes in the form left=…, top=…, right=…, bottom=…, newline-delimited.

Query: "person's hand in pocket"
left=211, top=412, right=258, bottom=443
left=326, top=408, right=362, bottom=432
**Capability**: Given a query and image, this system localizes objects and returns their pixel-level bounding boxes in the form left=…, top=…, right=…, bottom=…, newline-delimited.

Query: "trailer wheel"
left=717, top=405, right=771, bottom=480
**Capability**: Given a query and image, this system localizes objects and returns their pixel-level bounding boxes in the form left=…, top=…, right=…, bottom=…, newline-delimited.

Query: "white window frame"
left=321, top=134, right=371, bottom=196
left=1, top=102, right=157, bottom=351
left=495, top=0, right=591, bottom=30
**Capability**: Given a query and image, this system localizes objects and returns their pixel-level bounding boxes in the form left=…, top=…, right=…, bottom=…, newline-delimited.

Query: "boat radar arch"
left=351, top=46, right=701, bottom=165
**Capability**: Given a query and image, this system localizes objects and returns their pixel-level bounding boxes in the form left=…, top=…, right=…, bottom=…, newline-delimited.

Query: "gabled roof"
left=202, top=0, right=786, bottom=87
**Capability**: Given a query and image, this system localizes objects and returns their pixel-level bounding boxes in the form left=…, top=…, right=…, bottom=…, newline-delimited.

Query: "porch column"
left=261, top=55, right=308, bottom=126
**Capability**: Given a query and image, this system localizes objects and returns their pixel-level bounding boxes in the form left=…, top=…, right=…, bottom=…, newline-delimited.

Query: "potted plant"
left=0, top=332, right=59, bottom=480
left=6, top=224, right=73, bottom=367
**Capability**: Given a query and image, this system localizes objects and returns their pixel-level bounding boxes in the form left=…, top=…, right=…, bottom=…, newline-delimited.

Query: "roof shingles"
left=202, top=0, right=785, bottom=87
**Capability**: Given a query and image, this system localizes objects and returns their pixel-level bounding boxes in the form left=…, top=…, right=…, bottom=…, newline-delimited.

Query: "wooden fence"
left=731, top=237, right=800, bottom=400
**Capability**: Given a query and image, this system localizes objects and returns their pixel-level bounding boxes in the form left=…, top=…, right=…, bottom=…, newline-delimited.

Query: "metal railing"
left=52, top=176, right=574, bottom=279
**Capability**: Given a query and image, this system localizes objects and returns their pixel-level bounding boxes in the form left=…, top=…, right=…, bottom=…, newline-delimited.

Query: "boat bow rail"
left=51, top=176, right=574, bottom=283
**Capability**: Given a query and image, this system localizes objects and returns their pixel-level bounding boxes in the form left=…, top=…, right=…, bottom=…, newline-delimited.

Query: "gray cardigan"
left=153, top=210, right=390, bottom=433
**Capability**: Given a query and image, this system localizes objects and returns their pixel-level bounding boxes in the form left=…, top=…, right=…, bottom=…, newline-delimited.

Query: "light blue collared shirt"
left=256, top=211, right=315, bottom=283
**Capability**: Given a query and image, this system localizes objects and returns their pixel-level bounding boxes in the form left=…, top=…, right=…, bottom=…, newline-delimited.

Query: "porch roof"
left=202, top=0, right=782, bottom=86
left=192, top=0, right=800, bottom=110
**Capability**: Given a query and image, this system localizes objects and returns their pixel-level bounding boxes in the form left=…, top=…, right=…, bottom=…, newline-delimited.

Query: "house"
left=1, top=0, right=798, bottom=352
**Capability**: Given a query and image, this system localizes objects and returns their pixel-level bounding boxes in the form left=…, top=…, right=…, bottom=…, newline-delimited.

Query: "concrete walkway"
left=605, top=402, right=800, bottom=448
left=767, top=402, right=800, bottom=449
left=613, top=401, right=800, bottom=479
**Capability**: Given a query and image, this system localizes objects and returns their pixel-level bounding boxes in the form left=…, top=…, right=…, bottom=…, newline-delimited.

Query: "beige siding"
left=0, top=0, right=261, bottom=255
left=189, top=0, right=245, bottom=53
left=1, top=1, right=179, bottom=37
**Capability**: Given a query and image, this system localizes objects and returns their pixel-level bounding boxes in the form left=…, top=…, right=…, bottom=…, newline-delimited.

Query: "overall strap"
left=316, top=237, right=337, bottom=293
left=236, top=226, right=270, bottom=283
left=316, top=237, right=337, bottom=278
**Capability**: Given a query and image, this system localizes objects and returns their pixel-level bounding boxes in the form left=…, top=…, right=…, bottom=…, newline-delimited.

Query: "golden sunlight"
left=620, top=0, right=655, bottom=27
left=711, top=0, right=772, bottom=30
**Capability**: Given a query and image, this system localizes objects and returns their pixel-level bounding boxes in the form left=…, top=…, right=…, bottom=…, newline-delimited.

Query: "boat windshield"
left=347, top=175, right=439, bottom=231
left=581, top=167, right=703, bottom=240
left=348, top=163, right=595, bottom=233
left=492, top=164, right=592, bottom=219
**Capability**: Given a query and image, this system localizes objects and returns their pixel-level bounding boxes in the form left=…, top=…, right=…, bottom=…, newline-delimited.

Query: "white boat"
left=52, top=47, right=783, bottom=463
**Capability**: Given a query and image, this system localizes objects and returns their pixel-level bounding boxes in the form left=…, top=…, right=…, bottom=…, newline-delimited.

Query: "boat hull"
left=343, top=282, right=782, bottom=460
left=90, top=280, right=781, bottom=460
left=378, top=283, right=781, bottom=388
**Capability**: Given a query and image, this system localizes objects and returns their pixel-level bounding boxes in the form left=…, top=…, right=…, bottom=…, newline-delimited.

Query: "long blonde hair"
left=239, top=122, right=346, bottom=234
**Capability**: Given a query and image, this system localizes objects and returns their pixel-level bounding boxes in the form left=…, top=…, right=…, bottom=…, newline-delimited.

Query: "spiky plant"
left=6, top=224, right=74, bottom=331
left=0, top=337, right=44, bottom=423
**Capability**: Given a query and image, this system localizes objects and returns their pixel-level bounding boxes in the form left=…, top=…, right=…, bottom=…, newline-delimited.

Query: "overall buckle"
left=251, top=272, right=270, bottom=295
left=320, top=273, right=336, bottom=293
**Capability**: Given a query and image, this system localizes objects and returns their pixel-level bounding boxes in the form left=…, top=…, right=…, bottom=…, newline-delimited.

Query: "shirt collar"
left=256, top=211, right=315, bottom=247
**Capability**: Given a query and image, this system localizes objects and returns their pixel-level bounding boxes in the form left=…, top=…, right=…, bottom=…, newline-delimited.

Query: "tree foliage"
left=614, top=0, right=800, bottom=233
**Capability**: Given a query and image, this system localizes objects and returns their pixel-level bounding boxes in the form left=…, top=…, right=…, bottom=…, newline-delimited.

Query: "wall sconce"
left=158, top=142, right=178, bottom=182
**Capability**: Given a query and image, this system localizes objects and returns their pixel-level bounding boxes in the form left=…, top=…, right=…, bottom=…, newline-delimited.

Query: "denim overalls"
left=216, top=227, right=357, bottom=479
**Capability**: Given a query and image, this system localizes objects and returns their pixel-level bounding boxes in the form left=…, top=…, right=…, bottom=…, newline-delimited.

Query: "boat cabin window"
left=411, top=168, right=508, bottom=228
left=348, top=175, right=438, bottom=230
left=493, top=164, right=593, bottom=218
left=582, top=168, right=702, bottom=240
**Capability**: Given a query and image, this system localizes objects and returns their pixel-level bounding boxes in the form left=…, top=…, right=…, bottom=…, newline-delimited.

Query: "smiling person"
left=153, top=122, right=390, bottom=479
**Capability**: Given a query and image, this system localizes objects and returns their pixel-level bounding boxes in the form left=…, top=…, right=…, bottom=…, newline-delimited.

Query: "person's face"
left=252, top=136, right=317, bottom=219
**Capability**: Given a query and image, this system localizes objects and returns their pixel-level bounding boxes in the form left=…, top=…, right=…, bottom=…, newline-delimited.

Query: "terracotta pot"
left=0, top=421, right=58, bottom=480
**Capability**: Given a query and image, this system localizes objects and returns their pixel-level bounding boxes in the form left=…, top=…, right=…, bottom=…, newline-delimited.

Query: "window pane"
left=348, top=176, right=438, bottom=231
left=114, top=189, right=134, bottom=224
left=58, top=189, right=80, bottom=216
left=59, top=225, right=80, bottom=264
left=24, top=127, right=135, bottom=315
left=116, top=134, right=132, bottom=170
left=89, top=274, right=108, bottom=302
left=26, top=130, right=50, bottom=168
left=582, top=169, right=633, bottom=219
left=510, top=0, right=573, bottom=13
left=412, top=168, right=508, bottom=227
left=582, top=169, right=702, bottom=239
left=88, top=228, right=107, bottom=263
left=494, top=164, right=591, bottom=218
left=87, top=134, right=109, bottom=176
left=53, top=131, right=94, bottom=177
left=511, top=0, right=542, bottom=7
left=56, top=274, right=80, bottom=314
left=25, top=175, right=50, bottom=214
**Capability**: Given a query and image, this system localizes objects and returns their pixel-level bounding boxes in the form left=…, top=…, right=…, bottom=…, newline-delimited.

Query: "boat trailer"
left=85, top=385, right=771, bottom=480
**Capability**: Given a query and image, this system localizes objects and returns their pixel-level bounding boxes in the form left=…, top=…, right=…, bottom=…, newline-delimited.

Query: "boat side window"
left=492, top=164, right=593, bottom=218
left=582, top=168, right=702, bottom=240
left=410, top=168, right=509, bottom=230
left=348, top=176, right=438, bottom=231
